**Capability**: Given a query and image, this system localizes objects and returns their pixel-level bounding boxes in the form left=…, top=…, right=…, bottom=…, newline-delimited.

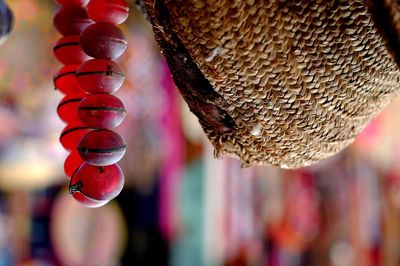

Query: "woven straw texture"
left=144, top=0, right=400, bottom=168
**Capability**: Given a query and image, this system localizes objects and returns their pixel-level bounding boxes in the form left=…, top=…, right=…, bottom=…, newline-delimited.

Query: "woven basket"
left=139, top=0, right=400, bottom=168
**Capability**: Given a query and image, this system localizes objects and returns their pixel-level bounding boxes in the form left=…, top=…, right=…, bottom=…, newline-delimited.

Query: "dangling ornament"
left=64, top=149, right=84, bottom=177
left=53, top=5, right=92, bottom=36
left=76, top=58, right=125, bottom=94
left=57, top=93, right=85, bottom=123
left=77, top=129, right=126, bottom=166
left=59, top=120, right=90, bottom=150
left=86, top=0, right=129, bottom=25
left=54, top=35, right=91, bottom=65
left=80, top=23, right=127, bottom=59
left=54, top=64, right=86, bottom=95
left=0, top=0, right=13, bottom=45
left=69, top=162, right=124, bottom=208
left=53, top=0, right=129, bottom=208
left=77, top=93, right=126, bottom=129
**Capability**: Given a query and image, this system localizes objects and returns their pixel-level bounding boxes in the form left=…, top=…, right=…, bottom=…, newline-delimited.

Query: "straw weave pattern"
left=156, top=0, right=400, bottom=167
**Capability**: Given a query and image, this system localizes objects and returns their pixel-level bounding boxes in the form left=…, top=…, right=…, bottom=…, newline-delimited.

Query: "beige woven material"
left=142, top=0, right=400, bottom=168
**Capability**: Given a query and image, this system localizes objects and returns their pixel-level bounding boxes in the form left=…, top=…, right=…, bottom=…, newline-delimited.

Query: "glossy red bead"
left=60, top=121, right=90, bottom=150
left=64, top=149, right=84, bottom=177
left=71, top=192, right=109, bottom=208
left=87, top=0, right=129, bottom=25
left=69, top=162, right=124, bottom=208
left=54, top=35, right=91, bottom=65
left=76, top=58, right=125, bottom=93
left=80, top=23, right=127, bottom=59
left=57, top=94, right=85, bottom=123
left=78, top=129, right=126, bottom=166
left=53, top=6, right=92, bottom=36
left=54, top=65, right=86, bottom=95
left=56, top=0, right=89, bottom=6
left=78, top=94, right=126, bottom=129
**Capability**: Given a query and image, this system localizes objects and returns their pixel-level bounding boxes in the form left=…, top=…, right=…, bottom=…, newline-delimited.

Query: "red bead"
left=71, top=192, right=109, bottom=208
left=78, top=94, right=126, bottom=129
left=54, top=35, right=91, bottom=65
left=76, top=59, right=125, bottom=93
left=57, top=94, right=85, bottom=123
left=54, top=65, right=86, bottom=95
left=64, top=149, right=84, bottom=177
left=69, top=162, right=124, bottom=208
left=53, top=6, right=92, bottom=36
left=80, top=23, right=127, bottom=59
left=78, top=129, right=126, bottom=166
left=87, top=0, right=129, bottom=25
left=56, top=0, right=89, bottom=6
left=60, top=121, right=90, bottom=150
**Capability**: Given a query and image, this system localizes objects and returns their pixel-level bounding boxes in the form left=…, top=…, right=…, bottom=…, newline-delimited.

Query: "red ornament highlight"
left=69, top=163, right=125, bottom=207
left=80, top=23, right=127, bottom=59
left=57, top=94, right=85, bottom=123
left=54, top=35, right=91, bottom=65
left=53, top=6, right=92, bottom=36
left=78, top=129, right=126, bottom=166
left=76, top=58, right=125, bottom=94
left=54, top=64, right=86, bottom=95
left=87, top=0, right=129, bottom=25
left=60, top=121, right=90, bottom=150
left=78, top=94, right=126, bottom=129
left=64, top=149, right=85, bottom=177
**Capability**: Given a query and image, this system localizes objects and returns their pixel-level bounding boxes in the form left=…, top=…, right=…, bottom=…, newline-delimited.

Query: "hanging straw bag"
left=139, top=0, right=400, bottom=168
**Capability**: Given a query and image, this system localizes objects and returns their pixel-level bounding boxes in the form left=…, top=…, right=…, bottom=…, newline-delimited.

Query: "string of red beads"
left=53, top=0, right=129, bottom=208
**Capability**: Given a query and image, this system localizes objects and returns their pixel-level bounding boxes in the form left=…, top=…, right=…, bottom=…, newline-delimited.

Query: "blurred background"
left=1, top=0, right=400, bottom=265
